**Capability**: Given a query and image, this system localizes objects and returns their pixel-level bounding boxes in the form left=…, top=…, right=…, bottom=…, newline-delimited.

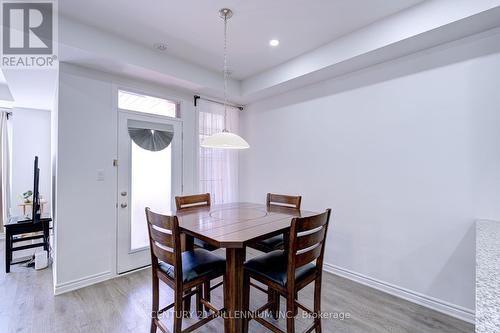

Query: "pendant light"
left=200, top=8, right=250, bottom=150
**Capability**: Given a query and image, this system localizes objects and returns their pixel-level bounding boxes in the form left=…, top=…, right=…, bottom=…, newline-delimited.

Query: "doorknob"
left=121, top=203, right=128, bottom=208
left=121, top=191, right=127, bottom=196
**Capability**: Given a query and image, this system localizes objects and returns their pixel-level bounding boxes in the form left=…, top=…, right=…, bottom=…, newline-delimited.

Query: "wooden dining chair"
left=248, top=193, right=302, bottom=253
left=246, top=193, right=303, bottom=320
left=175, top=194, right=218, bottom=252
left=243, top=209, right=332, bottom=333
left=175, top=193, right=211, bottom=210
left=175, top=193, right=220, bottom=313
left=145, top=208, right=225, bottom=333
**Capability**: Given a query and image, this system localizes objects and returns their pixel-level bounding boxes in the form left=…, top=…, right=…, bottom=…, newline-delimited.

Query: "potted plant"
left=22, top=190, right=33, bottom=203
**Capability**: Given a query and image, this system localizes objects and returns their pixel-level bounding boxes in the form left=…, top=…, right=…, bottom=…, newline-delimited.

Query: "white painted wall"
left=55, top=63, right=198, bottom=292
left=11, top=108, right=51, bottom=216
left=239, top=34, right=500, bottom=316
left=51, top=80, right=59, bottom=283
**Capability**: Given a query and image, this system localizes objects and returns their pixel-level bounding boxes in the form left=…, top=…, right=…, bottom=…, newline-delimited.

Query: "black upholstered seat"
left=244, top=250, right=316, bottom=287
left=250, top=234, right=284, bottom=252
left=159, top=248, right=225, bottom=283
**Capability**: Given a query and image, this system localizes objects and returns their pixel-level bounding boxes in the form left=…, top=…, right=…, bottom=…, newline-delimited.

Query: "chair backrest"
left=175, top=193, right=211, bottom=211
left=287, top=209, right=331, bottom=285
left=145, top=208, right=182, bottom=280
left=266, top=193, right=302, bottom=209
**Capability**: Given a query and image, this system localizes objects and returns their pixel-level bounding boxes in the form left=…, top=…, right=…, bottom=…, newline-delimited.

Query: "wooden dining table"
left=176, top=202, right=318, bottom=333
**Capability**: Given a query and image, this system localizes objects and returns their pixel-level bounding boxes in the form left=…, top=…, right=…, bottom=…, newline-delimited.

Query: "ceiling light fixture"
left=201, top=8, right=250, bottom=150
left=269, top=39, right=280, bottom=47
left=153, top=43, right=167, bottom=51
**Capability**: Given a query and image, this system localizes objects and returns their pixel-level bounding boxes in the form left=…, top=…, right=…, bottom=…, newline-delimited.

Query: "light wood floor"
left=0, top=242, right=473, bottom=333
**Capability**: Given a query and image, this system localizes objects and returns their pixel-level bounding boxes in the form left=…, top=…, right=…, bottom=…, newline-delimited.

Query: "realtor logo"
left=1, top=1, right=57, bottom=68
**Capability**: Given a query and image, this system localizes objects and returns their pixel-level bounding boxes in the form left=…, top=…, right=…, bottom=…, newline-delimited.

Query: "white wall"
left=11, top=107, right=51, bottom=216
left=51, top=80, right=59, bottom=283
left=239, top=33, right=500, bottom=317
left=55, top=63, right=198, bottom=293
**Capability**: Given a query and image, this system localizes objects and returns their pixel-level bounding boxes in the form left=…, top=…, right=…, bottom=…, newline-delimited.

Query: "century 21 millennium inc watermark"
left=1, top=0, right=57, bottom=68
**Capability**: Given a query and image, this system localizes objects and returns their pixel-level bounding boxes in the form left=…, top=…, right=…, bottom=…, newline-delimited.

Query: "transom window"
left=118, top=90, right=178, bottom=118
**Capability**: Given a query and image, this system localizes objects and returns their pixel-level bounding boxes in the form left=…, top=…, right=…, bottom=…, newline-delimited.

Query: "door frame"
left=115, top=87, right=184, bottom=274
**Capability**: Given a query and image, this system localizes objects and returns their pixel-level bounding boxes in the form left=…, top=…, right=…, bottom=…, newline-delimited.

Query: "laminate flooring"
left=0, top=241, right=474, bottom=333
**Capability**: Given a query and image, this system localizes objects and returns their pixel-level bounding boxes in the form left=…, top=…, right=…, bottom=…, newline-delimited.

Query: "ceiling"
left=60, top=0, right=425, bottom=79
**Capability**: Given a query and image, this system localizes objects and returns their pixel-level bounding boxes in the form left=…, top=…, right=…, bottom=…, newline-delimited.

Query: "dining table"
left=176, top=201, right=318, bottom=333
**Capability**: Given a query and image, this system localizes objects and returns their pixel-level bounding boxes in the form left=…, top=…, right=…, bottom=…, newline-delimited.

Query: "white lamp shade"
left=201, top=131, right=250, bottom=149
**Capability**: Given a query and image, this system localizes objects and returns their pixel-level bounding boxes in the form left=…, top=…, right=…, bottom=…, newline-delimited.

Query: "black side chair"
left=243, top=209, right=332, bottom=333
left=145, top=208, right=225, bottom=333
left=248, top=193, right=302, bottom=253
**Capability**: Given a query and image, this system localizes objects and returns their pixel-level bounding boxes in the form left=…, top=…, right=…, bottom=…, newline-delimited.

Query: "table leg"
left=224, top=247, right=245, bottom=333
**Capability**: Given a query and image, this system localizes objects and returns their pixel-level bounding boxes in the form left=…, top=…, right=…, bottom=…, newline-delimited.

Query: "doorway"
left=116, top=109, right=182, bottom=273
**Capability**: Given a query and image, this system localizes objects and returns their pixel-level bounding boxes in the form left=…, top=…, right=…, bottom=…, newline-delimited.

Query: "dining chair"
left=175, top=193, right=218, bottom=252
left=246, top=193, right=303, bottom=319
left=175, top=193, right=220, bottom=313
left=243, top=209, right=332, bottom=333
left=145, top=208, right=225, bottom=333
left=175, top=193, right=211, bottom=210
left=248, top=193, right=302, bottom=253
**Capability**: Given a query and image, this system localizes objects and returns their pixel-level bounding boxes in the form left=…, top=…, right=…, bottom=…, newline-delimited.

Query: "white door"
left=117, top=110, right=182, bottom=273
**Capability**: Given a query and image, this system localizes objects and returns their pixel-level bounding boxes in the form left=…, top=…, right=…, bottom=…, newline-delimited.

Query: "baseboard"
left=52, top=265, right=151, bottom=295
left=54, top=270, right=113, bottom=295
left=323, top=263, right=475, bottom=324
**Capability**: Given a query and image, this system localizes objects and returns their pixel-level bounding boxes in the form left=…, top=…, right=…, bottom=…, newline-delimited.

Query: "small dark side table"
left=4, top=215, right=52, bottom=273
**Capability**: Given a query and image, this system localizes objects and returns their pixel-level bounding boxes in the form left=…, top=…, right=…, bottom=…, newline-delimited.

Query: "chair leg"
left=275, top=290, right=281, bottom=319
left=242, top=273, right=250, bottom=333
left=150, top=274, right=159, bottom=333
left=203, top=281, right=211, bottom=312
left=196, top=285, right=203, bottom=318
left=314, top=276, right=322, bottom=332
left=294, top=291, right=299, bottom=316
left=183, top=288, right=191, bottom=318
left=286, top=295, right=296, bottom=333
left=267, top=288, right=279, bottom=320
left=173, top=288, right=183, bottom=333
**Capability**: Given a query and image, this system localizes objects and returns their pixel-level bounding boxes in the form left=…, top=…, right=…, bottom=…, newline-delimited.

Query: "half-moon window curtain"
left=197, top=99, right=239, bottom=204
left=127, top=120, right=174, bottom=152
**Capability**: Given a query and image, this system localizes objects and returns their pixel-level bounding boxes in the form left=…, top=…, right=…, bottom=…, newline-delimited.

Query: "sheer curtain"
left=0, top=111, right=11, bottom=231
left=197, top=99, right=239, bottom=204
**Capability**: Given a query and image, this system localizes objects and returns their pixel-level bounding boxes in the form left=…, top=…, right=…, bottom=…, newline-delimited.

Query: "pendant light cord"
left=223, top=11, right=228, bottom=131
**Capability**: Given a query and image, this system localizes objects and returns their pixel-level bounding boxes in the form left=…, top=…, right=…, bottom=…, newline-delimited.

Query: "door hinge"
left=113, top=159, right=119, bottom=167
